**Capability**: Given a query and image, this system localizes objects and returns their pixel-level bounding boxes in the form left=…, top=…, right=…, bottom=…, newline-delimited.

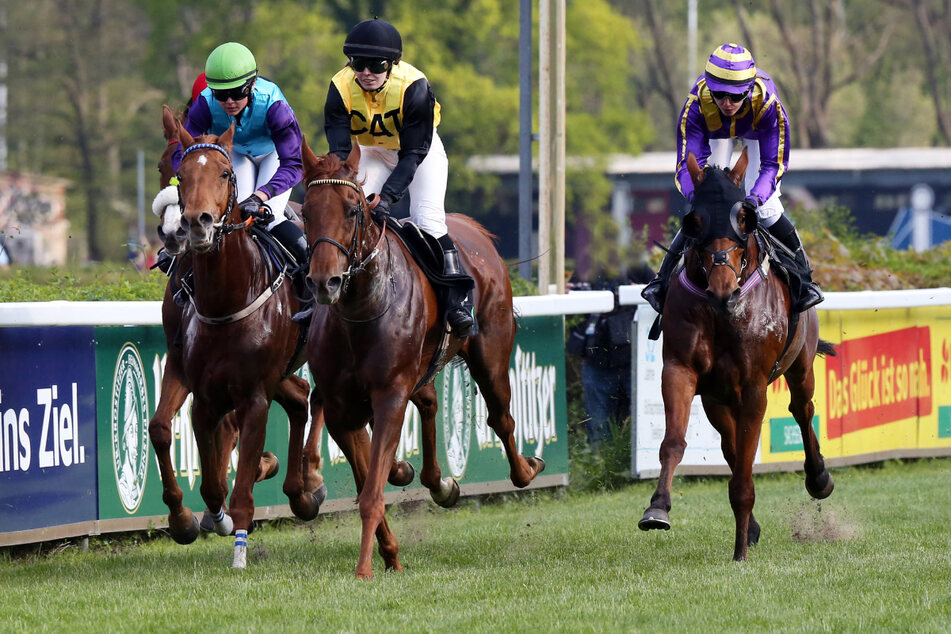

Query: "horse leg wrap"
left=212, top=507, right=234, bottom=537
left=232, top=529, right=248, bottom=569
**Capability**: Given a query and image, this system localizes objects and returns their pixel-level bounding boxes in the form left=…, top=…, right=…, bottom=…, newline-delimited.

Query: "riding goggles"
left=349, top=57, right=392, bottom=73
left=710, top=89, right=749, bottom=103
left=211, top=80, right=254, bottom=103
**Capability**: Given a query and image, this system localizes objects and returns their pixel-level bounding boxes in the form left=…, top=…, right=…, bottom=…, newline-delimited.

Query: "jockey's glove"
left=370, top=196, right=391, bottom=223
left=741, top=196, right=759, bottom=214
left=239, top=194, right=273, bottom=223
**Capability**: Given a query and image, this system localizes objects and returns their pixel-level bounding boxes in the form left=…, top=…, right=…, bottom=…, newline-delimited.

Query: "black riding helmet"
left=343, top=18, right=402, bottom=62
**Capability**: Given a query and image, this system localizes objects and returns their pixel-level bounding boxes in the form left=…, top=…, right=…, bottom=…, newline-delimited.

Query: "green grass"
left=2, top=459, right=950, bottom=632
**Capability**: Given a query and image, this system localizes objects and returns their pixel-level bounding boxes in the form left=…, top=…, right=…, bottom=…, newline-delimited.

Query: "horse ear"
left=301, top=135, right=320, bottom=177
left=345, top=139, right=361, bottom=174
left=687, top=152, right=705, bottom=188
left=728, top=147, right=749, bottom=187
left=177, top=119, right=196, bottom=149
left=217, top=122, right=235, bottom=151
left=161, top=105, right=179, bottom=142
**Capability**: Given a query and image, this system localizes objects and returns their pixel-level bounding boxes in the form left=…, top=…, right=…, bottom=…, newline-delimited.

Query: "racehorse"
left=638, top=149, right=836, bottom=561
left=153, top=106, right=324, bottom=567
left=300, top=140, right=546, bottom=579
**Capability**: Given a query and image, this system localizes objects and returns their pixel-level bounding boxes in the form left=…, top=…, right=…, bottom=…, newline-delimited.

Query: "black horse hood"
left=686, top=168, right=746, bottom=245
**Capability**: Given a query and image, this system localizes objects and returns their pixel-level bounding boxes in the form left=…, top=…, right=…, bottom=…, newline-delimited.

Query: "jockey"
left=166, top=42, right=312, bottom=318
left=324, top=18, right=475, bottom=337
left=641, top=43, right=823, bottom=314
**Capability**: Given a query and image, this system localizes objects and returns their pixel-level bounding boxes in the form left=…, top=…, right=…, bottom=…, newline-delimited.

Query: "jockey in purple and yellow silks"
left=642, top=43, right=823, bottom=315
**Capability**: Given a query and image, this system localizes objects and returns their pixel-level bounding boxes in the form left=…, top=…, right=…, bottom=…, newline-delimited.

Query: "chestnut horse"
left=638, top=150, right=835, bottom=561
left=300, top=140, right=546, bottom=579
left=159, top=110, right=324, bottom=568
left=148, top=107, right=325, bottom=548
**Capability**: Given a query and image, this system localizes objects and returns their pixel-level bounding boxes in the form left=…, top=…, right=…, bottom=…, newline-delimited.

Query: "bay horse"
left=155, top=108, right=324, bottom=567
left=638, top=149, right=835, bottom=561
left=300, top=140, right=546, bottom=579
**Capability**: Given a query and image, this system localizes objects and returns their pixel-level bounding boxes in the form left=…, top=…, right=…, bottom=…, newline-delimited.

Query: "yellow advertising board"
left=762, top=306, right=951, bottom=464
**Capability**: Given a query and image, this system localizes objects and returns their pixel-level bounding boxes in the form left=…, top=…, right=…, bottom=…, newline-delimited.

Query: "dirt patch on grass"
left=789, top=499, right=858, bottom=542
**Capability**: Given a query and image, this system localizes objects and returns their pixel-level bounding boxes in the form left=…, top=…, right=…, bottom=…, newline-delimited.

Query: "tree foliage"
left=2, top=0, right=945, bottom=265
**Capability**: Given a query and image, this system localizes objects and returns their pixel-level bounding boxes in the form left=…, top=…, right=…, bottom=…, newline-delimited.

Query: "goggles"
left=349, top=57, right=392, bottom=74
left=710, top=89, right=749, bottom=103
left=211, top=80, right=253, bottom=103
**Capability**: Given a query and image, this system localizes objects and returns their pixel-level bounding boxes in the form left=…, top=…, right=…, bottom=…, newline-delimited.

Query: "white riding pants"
left=708, top=138, right=784, bottom=228
left=357, top=130, right=449, bottom=238
left=232, top=150, right=290, bottom=230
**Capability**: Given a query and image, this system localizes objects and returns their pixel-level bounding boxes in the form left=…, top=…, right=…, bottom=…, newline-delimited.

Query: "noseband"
left=178, top=142, right=244, bottom=249
left=700, top=241, right=747, bottom=282
left=305, top=177, right=386, bottom=294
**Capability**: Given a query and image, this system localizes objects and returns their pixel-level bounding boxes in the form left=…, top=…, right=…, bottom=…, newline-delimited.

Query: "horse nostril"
left=305, top=275, right=317, bottom=294
left=157, top=225, right=166, bottom=240
left=199, top=212, right=214, bottom=228
left=326, top=276, right=342, bottom=294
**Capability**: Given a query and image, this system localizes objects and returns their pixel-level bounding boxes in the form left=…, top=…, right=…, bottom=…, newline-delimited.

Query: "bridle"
left=177, top=142, right=248, bottom=250
left=176, top=141, right=286, bottom=325
left=700, top=241, right=747, bottom=282
left=305, top=176, right=387, bottom=295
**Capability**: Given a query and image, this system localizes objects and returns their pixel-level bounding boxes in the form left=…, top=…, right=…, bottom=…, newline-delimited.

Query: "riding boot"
left=640, top=230, right=688, bottom=313
left=439, top=235, right=476, bottom=337
left=269, top=221, right=316, bottom=325
left=766, top=216, right=824, bottom=312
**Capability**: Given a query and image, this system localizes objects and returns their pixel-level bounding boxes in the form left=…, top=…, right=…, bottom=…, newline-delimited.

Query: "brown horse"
left=148, top=108, right=325, bottom=547
left=155, top=109, right=324, bottom=567
left=300, top=140, right=545, bottom=579
left=638, top=150, right=835, bottom=561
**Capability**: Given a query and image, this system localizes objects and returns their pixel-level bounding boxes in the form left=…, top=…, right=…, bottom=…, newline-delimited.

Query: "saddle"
left=381, top=217, right=475, bottom=293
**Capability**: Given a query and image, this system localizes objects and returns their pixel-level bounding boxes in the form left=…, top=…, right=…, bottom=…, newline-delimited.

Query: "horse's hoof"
left=289, top=483, right=328, bottom=521
left=257, top=451, right=280, bottom=482
left=638, top=507, right=671, bottom=531
left=389, top=460, right=416, bottom=487
left=806, top=469, right=834, bottom=499
left=748, top=519, right=761, bottom=546
left=532, top=456, right=546, bottom=475
left=170, top=514, right=201, bottom=545
left=431, top=477, right=460, bottom=508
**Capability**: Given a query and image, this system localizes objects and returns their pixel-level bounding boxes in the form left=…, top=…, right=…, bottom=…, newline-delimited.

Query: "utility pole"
left=518, top=0, right=533, bottom=282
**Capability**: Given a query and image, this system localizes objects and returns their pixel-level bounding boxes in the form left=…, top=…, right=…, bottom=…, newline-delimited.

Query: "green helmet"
left=205, top=42, right=257, bottom=90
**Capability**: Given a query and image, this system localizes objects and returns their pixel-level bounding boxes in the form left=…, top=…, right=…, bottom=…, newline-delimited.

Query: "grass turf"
left=1, top=459, right=950, bottom=632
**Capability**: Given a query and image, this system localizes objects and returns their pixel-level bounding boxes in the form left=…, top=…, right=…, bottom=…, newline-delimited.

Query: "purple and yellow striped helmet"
left=704, top=43, right=757, bottom=94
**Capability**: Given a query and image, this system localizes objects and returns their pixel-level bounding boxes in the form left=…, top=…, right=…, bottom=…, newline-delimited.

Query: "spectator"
left=568, top=268, right=646, bottom=448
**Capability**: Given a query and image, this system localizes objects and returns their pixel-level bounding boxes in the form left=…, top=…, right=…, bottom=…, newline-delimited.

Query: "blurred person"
left=641, top=43, right=823, bottom=315
left=567, top=268, right=646, bottom=448
left=323, top=18, right=474, bottom=337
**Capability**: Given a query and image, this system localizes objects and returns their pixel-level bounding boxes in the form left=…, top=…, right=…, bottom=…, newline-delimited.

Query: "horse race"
left=2, top=2, right=950, bottom=631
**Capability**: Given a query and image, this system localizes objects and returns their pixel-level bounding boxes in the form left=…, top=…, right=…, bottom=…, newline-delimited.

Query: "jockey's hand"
left=239, top=193, right=273, bottom=223
left=368, top=194, right=391, bottom=223
left=741, top=196, right=759, bottom=215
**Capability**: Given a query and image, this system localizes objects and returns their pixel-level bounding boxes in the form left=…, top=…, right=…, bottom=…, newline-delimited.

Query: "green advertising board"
left=94, top=315, right=568, bottom=526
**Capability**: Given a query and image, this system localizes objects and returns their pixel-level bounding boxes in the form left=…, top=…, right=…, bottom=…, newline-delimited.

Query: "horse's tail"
left=817, top=339, right=837, bottom=357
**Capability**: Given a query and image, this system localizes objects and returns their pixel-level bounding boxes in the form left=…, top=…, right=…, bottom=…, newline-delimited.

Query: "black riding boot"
left=269, top=221, right=315, bottom=324
left=439, top=234, right=476, bottom=337
left=766, top=215, right=824, bottom=312
left=640, top=230, right=688, bottom=313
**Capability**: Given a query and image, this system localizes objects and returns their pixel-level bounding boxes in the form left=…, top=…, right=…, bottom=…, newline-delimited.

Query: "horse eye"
left=347, top=203, right=361, bottom=218
left=221, top=169, right=231, bottom=179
